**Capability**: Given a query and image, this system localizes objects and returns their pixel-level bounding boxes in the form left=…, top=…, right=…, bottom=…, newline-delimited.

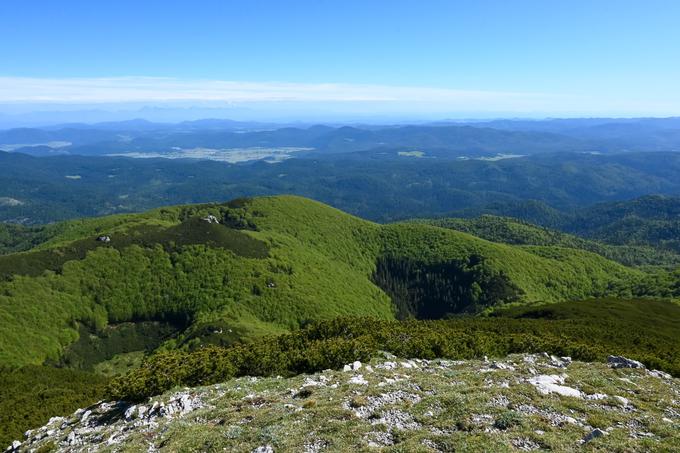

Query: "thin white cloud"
left=0, top=76, right=549, bottom=107
left=1, top=77, right=677, bottom=117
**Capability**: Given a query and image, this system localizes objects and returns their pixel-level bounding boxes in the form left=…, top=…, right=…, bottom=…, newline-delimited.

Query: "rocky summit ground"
left=6, top=353, right=680, bottom=452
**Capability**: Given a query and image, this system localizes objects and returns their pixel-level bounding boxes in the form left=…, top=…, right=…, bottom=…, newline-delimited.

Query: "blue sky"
left=1, top=0, right=680, bottom=119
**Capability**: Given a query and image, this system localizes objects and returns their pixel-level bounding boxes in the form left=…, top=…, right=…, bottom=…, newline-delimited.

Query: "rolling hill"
left=0, top=195, right=670, bottom=372
left=1, top=196, right=679, bottom=447
left=411, top=213, right=680, bottom=268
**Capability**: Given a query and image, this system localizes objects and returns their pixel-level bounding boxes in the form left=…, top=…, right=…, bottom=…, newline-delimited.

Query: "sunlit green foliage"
left=0, top=223, right=57, bottom=255
left=414, top=214, right=680, bottom=267
left=0, top=366, right=109, bottom=447
left=0, top=195, right=675, bottom=370
left=108, top=298, right=680, bottom=402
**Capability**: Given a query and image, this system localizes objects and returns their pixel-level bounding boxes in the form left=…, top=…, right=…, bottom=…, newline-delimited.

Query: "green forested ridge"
left=0, top=223, right=58, bottom=255
left=448, top=195, right=680, bottom=259
left=569, top=195, right=680, bottom=253
left=415, top=214, right=680, bottom=268
left=0, top=196, right=390, bottom=368
left=1, top=195, right=672, bottom=371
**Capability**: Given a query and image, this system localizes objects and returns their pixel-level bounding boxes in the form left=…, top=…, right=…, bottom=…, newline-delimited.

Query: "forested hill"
left=442, top=195, right=680, bottom=260
left=567, top=195, right=680, bottom=252
left=1, top=195, right=679, bottom=447
left=413, top=210, right=680, bottom=268
left=1, top=195, right=675, bottom=371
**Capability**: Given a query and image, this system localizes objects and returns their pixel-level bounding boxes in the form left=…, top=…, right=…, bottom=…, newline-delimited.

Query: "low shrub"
left=108, top=298, right=680, bottom=402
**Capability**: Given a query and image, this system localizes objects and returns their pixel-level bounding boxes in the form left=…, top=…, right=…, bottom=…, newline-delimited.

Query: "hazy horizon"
left=2, top=100, right=680, bottom=130
left=2, top=1, right=680, bottom=126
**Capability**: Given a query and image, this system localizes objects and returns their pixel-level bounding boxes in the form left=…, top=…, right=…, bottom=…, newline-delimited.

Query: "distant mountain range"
left=2, top=117, right=680, bottom=159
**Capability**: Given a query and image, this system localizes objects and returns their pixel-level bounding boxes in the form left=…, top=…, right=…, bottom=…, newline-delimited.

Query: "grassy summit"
left=13, top=352, right=680, bottom=452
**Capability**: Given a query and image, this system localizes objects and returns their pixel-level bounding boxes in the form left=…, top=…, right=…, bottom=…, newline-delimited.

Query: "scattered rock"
left=371, top=409, right=421, bottom=431
left=488, top=395, right=510, bottom=408
left=649, top=369, right=672, bottom=379
left=348, top=374, right=368, bottom=385
left=303, top=439, right=329, bottom=452
left=528, top=374, right=582, bottom=398
left=124, top=404, right=138, bottom=420
left=585, top=393, right=608, bottom=401
left=252, top=446, right=274, bottom=453
left=491, top=361, right=516, bottom=371
left=10, top=353, right=679, bottom=452
left=583, top=428, right=606, bottom=443
left=420, top=439, right=440, bottom=450
left=471, top=413, right=494, bottom=427
left=511, top=437, right=541, bottom=451
left=516, top=404, right=582, bottom=427
left=342, top=361, right=363, bottom=372
left=302, top=375, right=328, bottom=387
left=344, top=390, right=421, bottom=419
left=5, top=440, right=21, bottom=452
left=160, top=393, right=203, bottom=417
left=630, top=431, right=655, bottom=439
left=608, top=355, right=645, bottom=369
left=549, top=355, right=572, bottom=368
left=364, top=431, right=394, bottom=447
left=294, top=388, right=314, bottom=399
left=614, top=395, right=630, bottom=407
left=375, top=361, right=397, bottom=370
left=81, top=409, right=93, bottom=422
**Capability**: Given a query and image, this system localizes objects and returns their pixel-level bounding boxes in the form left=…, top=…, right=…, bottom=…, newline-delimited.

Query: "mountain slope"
left=0, top=196, right=656, bottom=370
left=4, top=298, right=680, bottom=448
left=566, top=195, right=680, bottom=252
left=413, top=214, right=680, bottom=267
